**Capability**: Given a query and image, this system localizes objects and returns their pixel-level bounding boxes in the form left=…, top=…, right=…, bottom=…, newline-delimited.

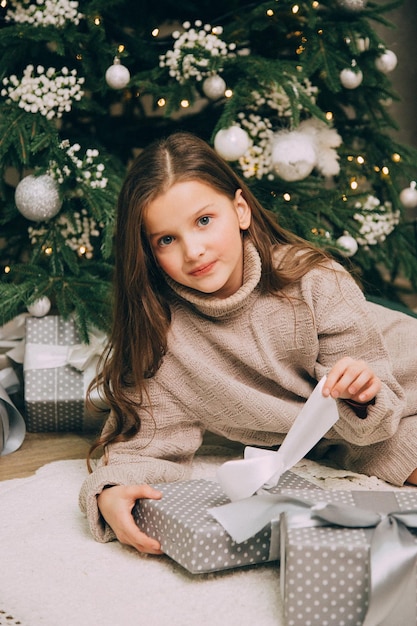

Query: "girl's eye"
left=158, top=235, right=174, bottom=247
left=198, top=216, right=211, bottom=226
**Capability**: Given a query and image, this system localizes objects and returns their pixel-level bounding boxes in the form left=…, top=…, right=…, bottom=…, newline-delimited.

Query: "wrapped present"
left=133, top=471, right=318, bottom=574
left=212, top=487, right=417, bottom=626
left=23, top=315, right=108, bottom=432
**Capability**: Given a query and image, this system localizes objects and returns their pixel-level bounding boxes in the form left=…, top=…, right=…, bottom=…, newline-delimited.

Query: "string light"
left=350, top=178, right=358, bottom=190
left=283, top=193, right=291, bottom=201
left=4, top=265, right=10, bottom=274
left=151, top=28, right=159, bottom=37
left=292, top=5, right=300, bottom=13
left=356, top=156, right=365, bottom=164
left=225, top=89, right=233, bottom=98
left=157, top=98, right=166, bottom=107
left=392, top=153, right=401, bottom=162
left=44, top=246, right=53, bottom=255
left=312, top=1, right=319, bottom=7
left=0, top=0, right=7, bottom=7
left=381, top=166, right=390, bottom=176
left=266, top=9, right=274, bottom=16
left=93, top=16, right=101, bottom=26
left=325, top=111, right=333, bottom=121
left=347, top=155, right=354, bottom=162
left=180, top=99, right=190, bottom=108
left=117, top=45, right=125, bottom=54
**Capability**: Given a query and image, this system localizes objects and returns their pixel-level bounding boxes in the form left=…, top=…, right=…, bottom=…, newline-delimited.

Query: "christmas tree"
left=1, top=0, right=416, bottom=340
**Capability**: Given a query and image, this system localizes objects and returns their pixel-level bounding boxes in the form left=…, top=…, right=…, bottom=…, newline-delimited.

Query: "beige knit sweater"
left=79, top=241, right=417, bottom=542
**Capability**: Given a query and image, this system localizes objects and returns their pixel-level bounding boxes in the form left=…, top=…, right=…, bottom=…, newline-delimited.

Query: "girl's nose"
left=182, top=236, right=205, bottom=261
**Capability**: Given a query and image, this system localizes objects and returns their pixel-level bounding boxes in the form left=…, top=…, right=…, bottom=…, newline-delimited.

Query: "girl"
left=79, top=131, right=417, bottom=554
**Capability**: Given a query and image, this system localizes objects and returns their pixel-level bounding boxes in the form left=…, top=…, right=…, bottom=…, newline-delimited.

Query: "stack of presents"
left=1, top=313, right=417, bottom=625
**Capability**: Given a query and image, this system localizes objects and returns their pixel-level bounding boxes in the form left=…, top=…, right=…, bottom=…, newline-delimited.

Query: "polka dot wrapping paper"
left=280, top=489, right=417, bottom=626
left=23, top=316, right=100, bottom=432
left=133, top=472, right=318, bottom=574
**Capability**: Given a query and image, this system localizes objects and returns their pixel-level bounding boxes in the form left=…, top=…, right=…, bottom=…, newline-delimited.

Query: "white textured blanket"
left=0, top=453, right=415, bottom=626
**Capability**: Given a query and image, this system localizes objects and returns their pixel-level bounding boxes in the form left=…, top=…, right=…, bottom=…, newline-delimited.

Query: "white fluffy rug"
left=0, top=453, right=415, bottom=626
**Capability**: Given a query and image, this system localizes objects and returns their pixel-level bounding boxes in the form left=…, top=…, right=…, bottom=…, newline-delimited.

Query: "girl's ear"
left=234, top=189, right=252, bottom=230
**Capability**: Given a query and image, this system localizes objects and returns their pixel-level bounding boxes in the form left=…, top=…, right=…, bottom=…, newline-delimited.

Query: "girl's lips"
left=189, top=261, right=216, bottom=276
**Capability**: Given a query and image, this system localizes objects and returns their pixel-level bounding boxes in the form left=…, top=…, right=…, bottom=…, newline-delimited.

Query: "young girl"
left=79, top=131, right=417, bottom=554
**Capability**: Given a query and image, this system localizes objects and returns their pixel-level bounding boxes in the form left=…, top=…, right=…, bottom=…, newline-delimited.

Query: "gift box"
left=133, top=471, right=318, bottom=574
left=23, top=315, right=107, bottom=432
left=279, top=488, right=417, bottom=626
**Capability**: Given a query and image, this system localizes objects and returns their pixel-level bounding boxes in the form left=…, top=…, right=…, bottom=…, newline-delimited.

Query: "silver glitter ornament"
left=105, top=58, right=130, bottom=90
left=336, top=0, right=367, bottom=10
left=15, top=174, right=62, bottom=221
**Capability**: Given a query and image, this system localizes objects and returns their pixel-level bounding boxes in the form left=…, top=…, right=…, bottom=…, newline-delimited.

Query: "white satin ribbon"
left=0, top=313, right=28, bottom=364
left=0, top=367, right=26, bottom=456
left=216, top=376, right=339, bottom=501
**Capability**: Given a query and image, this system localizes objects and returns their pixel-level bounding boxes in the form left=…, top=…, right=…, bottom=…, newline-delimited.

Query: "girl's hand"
left=322, top=356, right=381, bottom=404
left=97, top=484, right=163, bottom=554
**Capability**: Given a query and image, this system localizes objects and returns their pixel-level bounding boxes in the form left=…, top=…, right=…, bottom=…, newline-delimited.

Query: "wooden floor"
left=1, top=432, right=93, bottom=480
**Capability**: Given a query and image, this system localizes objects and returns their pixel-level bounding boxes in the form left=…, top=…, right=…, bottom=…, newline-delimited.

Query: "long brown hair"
left=87, top=131, right=331, bottom=468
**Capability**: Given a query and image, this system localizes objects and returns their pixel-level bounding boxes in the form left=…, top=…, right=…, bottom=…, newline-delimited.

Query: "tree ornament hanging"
left=214, top=126, right=251, bottom=161
left=105, top=57, right=130, bottom=89
left=375, top=50, right=398, bottom=74
left=27, top=296, right=51, bottom=317
left=15, top=174, right=62, bottom=221
left=271, top=130, right=316, bottom=182
left=340, top=66, right=363, bottom=89
left=336, top=234, right=358, bottom=257
left=336, top=0, right=367, bottom=10
left=400, top=182, right=417, bottom=209
left=202, top=74, right=226, bottom=100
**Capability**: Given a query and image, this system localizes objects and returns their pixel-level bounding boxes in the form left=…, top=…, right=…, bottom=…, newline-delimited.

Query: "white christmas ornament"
left=15, top=174, right=62, bottom=221
left=336, top=234, right=358, bottom=257
left=375, top=50, right=398, bottom=74
left=105, top=58, right=130, bottom=89
left=400, top=182, right=417, bottom=209
left=27, top=296, right=51, bottom=317
left=297, top=118, right=342, bottom=177
left=340, top=67, right=363, bottom=89
left=271, top=131, right=316, bottom=181
left=336, top=0, right=367, bottom=9
left=214, top=126, right=251, bottom=161
left=202, top=74, right=226, bottom=100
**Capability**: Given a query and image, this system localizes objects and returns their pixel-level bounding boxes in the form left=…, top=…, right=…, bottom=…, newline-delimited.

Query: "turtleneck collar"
left=165, top=239, right=262, bottom=319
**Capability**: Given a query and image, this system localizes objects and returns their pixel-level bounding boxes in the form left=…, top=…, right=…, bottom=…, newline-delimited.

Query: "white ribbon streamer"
left=216, top=376, right=339, bottom=500
left=0, top=367, right=26, bottom=456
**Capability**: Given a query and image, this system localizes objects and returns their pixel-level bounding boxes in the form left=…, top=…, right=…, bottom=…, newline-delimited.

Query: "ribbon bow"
left=216, top=376, right=339, bottom=500
left=210, top=492, right=417, bottom=626
left=0, top=367, right=26, bottom=456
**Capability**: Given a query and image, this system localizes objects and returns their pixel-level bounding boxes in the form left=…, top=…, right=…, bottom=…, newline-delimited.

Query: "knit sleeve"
left=300, top=262, right=407, bottom=445
left=79, top=381, right=204, bottom=543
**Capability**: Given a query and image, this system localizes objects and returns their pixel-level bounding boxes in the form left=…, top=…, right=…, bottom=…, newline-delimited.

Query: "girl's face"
left=145, top=180, right=251, bottom=299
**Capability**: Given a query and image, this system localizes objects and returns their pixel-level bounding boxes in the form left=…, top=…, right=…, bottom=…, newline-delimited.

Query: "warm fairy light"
left=347, top=155, right=354, bottom=162
left=350, top=179, right=358, bottom=190
left=292, top=4, right=300, bottom=13
left=312, top=1, right=319, bottom=7
left=283, top=193, right=291, bottom=201
left=118, top=45, right=125, bottom=54
left=356, top=156, right=365, bottom=164
left=180, top=99, right=190, bottom=108
left=296, top=45, right=305, bottom=54
left=342, top=195, right=348, bottom=201
left=44, top=247, right=53, bottom=255
left=157, top=98, right=166, bottom=107
left=317, top=29, right=323, bottom=35
left=152, top=28, right=159, bottom=37
left=76, top=53, right=82, bottom=61
left=225, top=89, right=233, bottom=98
left=212, top=26, right=222, bottom=35
left=4, top=265, right=10, bottom=274
left=325, top=111, right=333, bottom=121
left=392, top=153, right=401, bottom=162
left=381, top=166, right=390, bottom=176
left=78, top=246, right=87, bottom=256
left=0, top=0, right=7, bottom=7
left=94, top=16, right=101, bottom=26
left=266, top=8, right=274, bottom=16
left=374, top=166, right=380, bottom=172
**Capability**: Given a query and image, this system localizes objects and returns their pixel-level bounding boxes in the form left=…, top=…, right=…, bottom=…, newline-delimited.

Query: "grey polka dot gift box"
left=23, top=316, right=105, bottom=432
left=133, top=472, right=317, bottom=574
